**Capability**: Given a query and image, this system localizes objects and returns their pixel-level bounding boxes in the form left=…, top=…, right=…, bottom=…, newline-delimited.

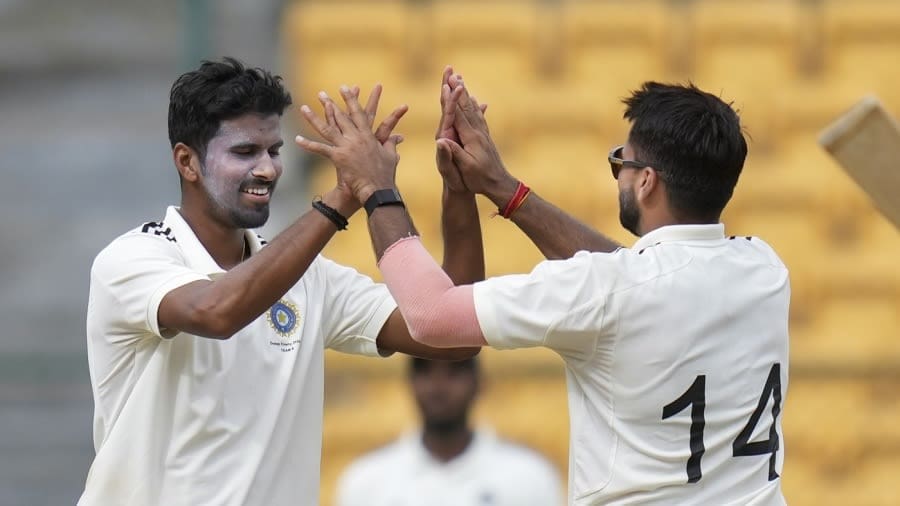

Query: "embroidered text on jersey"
left=141, top=222, right=177, bottom=242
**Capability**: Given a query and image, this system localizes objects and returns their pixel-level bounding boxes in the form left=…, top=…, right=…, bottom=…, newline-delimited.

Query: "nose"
left=252, top=153, right=279, bottom=181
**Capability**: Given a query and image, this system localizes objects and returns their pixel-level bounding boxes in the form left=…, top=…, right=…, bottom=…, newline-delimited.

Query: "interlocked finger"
left=300, top=104, right=341, bottom=144
left=436, top=84, right=458, bottom=141
left=375, top=104, right=409, bottom=144
left=317, top=91, right=355, bottom=135
left=439, top=66, right=453, bottom=107
left=450, top=86, right=483, bottom=145
left=469, top=96, right=490, bottom=132
left=339, top=85, right=370, bottom=131
left=364, top=84, right=383, bottom=128
left=294, top=133, right=333, bottom=158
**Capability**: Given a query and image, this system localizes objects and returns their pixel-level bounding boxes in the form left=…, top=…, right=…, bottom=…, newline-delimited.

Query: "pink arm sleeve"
left=377, top=237, right=487, bottom=347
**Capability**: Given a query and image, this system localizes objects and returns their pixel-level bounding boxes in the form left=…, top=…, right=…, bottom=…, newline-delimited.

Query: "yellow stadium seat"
left=690, top=0, right=802, bottom=83
left=689, top=0, right=804, bottom=149
left=428, top=1, right=542, bottom=100
left=763, top=82, right=879, bottom=210
left=783, top=378, right=900, bottom=505
left=559, top=0, right=671, bottom=95
left=727, top=151, right=820, bottom=213
left=793, top=293, right=900, bottom=365
left=822, top=0, right=900, bottom=107
left=320, top=354, right=571, bottom=506
left=282, top=1, right=414, bottom=105
left=504, top=127, right=623, bottom=219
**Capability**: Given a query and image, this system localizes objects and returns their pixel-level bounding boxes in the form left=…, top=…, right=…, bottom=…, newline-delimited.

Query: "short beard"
left=619, top=186, right=641, bottom=237
left=228, top=205, right=269, bottom=229
left=201, top=173, right=271, bottom=229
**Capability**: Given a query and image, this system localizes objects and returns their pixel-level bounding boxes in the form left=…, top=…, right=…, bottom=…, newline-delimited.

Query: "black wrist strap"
left=364, top=188, right=405, bottom=217
left=312, top=199, right=349, bottom=231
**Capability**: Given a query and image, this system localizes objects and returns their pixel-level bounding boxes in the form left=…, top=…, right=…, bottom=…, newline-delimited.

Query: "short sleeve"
left=316, top=257, right=397, bottom=356
left=89, top=233, right=209, bottom=341
left=472, top=250, right=616, bottom=359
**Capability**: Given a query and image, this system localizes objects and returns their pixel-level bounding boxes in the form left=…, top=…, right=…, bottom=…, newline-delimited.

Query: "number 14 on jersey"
left=662, top=363, right=783, bottom=483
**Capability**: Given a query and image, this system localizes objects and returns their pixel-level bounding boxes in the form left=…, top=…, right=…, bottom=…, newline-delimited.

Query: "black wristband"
left=312, top=199, right=349, bottom=231
left=364, top=188, right=405, bottom=217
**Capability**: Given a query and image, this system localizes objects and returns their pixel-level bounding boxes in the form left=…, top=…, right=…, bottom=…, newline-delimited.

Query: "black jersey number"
left=662, top=363, right=782, bottom=484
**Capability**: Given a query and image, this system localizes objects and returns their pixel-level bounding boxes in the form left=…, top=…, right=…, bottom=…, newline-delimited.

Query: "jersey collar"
left=164, top=206, right=266, bottom=277
left=632, top=223, right=726, bottom=252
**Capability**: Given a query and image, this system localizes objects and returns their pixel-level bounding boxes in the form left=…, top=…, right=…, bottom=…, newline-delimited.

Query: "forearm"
left=509, top=192, right=621, bottom=258
left=178, top=191, right=352, bottom=338
left=441, top=188, right=485, bottom=285
left=485, top=178, right=621, bottom=259
left=376, top=235, right=486, bottom=347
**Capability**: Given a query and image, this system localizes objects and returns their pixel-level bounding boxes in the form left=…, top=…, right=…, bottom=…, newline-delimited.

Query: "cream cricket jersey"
left=336, top=429, right=564, bottom=506
left=473, top=224, right=790, bottom=506
left=80, top=206, right=397, bottom=506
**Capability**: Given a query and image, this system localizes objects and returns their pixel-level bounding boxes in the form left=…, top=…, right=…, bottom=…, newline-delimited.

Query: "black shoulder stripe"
left=141, top=221, right=177, bottom=242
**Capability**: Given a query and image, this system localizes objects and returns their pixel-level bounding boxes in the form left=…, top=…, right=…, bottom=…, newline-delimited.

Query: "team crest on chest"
left=267, top=300, right=300, bottom=338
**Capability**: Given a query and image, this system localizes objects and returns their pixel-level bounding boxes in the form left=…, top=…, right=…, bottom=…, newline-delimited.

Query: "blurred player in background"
left=79, top=58, right=481, bottom=506
left=336, top=356, right=563, bottom=506
left=296, top=77, right=790, bottom=505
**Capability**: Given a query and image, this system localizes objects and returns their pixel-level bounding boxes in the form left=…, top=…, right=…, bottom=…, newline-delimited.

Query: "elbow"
left=407, top=318, right=443, bottom=347
left=444, top=346, right=481, bottom=360
left=186, top=300, right=242, bottom=340
left=406, top=318, right=481, bottom=359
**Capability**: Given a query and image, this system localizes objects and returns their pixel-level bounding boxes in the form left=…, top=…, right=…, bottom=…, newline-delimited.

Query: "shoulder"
left=475, top=248, right=631, bottom=300
left=728, top=235, right=788, bottom=270
left=91, top=221, right=184, bottom=279
left=337, top=438, right=411, bottom=489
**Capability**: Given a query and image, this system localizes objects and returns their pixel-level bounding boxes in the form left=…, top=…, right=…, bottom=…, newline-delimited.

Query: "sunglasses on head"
left=608, top=145, right=652, bottom=180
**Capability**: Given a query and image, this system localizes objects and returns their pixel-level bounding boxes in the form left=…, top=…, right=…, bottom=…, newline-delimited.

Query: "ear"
left=173, top=142, right=202, bottom=183
left=635, top=166, right=662, bottom=202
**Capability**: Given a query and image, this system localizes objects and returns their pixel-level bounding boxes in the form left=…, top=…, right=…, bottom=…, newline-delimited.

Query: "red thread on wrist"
left=497, top=182, right=531, bottom=219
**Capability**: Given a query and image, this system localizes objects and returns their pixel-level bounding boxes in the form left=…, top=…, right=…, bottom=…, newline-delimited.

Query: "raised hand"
left=296, top=85, right=408, bottom=205
left=435, top=67, right=464, bottom=145
left=438, top=80, right=516, bottom=200
left=435, top=67, right=468, bottom=194
left=435, top=67, right=490, bottom=195
left=363, top=84, right=409, bottom=146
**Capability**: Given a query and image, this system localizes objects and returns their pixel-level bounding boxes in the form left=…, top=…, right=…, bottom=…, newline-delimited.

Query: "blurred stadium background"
left=1, top=0, right=898, bottom=504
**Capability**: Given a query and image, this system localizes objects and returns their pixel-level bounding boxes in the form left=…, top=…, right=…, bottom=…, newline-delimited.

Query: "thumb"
left=439, top=138, right=468, bottom=163
left=436, top=138, right=454, bottom=165
left=384, top=134, right=404, bottom=153
left=390, top=134, right=404, bottom=146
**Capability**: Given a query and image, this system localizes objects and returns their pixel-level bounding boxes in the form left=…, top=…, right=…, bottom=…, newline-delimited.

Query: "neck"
left=639, top=213, right=719, bottom=236
left=178, top=200, right=246, bottom=270
left=421, top=425, right=473, bottom=463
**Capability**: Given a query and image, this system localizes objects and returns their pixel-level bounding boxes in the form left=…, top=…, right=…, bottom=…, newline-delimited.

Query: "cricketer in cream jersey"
left=79, top=59, right=483, bottom=505
left=473, top=225, right=790, bottom=505
left=337, top=430, right=563, bottom=506
left=293, top=79, right=791, bottom=505
left=81, top=206, right=397, bottom=505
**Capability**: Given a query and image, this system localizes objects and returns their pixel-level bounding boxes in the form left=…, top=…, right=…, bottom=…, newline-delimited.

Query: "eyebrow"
left=230, top=140, right=284, bottom=151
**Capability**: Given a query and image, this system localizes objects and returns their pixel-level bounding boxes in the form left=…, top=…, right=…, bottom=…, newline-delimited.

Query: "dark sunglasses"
left=608, top=145, right=651, bottom=180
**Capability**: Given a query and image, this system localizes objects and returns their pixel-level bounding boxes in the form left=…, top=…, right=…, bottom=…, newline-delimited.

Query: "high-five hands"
left=295, top=85, right=408, bottom=205
left=435, top=66, right=490, bottom=195
left=437, top=72, right=517, bottom=201
left=295, top=74, right=510, bottom=208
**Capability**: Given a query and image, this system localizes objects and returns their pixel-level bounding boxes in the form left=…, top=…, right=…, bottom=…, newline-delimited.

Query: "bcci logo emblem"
left=267, top=300, right=299, bottom=338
